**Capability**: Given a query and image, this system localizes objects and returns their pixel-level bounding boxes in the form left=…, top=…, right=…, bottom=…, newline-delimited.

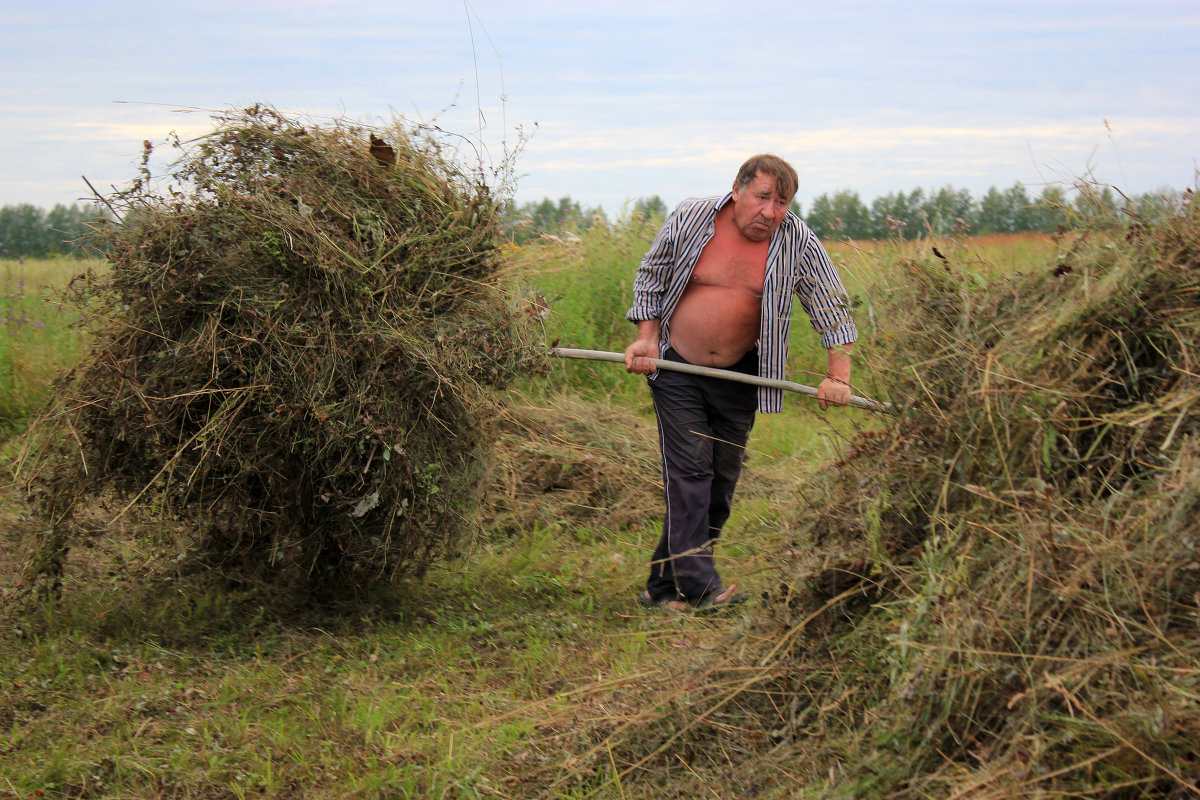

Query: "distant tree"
left=805, top=189, right=871, bottom=240
left=870, top=188, right=925, bottom=239
left=806, top=194, right=835, bottom=237
left=555, top=196, right=586, bottom=230
left=44, top=204, right=98, bottom=255
left=0, top=202, right=105, bottom=258
left=922, top=185, right=975, bottom=235
left=1006, top=184, right=1039, bottom=233
left=1073, top=183, right=1121, bottom=227
left=499, top=180, right=1179, bottom=247
left=533, top=198, right=557, bottom=227
left=1127, top=187, right=1182, bottom=225
left=804, top=193, right=837, bottom=239
left=630, top=195, right=667, bottom=224
left=501, top=195, right=606, bottom=244
left=1024, top=185, right=1070, bottom=233
left=976, top=185, right=1016, bottom=234
left=0, top=204, right=47, bottom=257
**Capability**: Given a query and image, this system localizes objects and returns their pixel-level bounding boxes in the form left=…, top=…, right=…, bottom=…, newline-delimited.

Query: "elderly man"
left=624, top=154, right=858, bottom=611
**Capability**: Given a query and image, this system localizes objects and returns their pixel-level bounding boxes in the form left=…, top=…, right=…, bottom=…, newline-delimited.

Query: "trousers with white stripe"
left=645, top=347, right=757, bottom=603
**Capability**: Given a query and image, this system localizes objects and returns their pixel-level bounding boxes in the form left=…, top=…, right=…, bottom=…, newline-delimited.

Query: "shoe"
left=638, top=588, right=747, bottom=613
left=692, top=588, right=748, bottom=611
left=637, top=590, right=668, bottom=609
left=638, top=590, right=692, bottom=612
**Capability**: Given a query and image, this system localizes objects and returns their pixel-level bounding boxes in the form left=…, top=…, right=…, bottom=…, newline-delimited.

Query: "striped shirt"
left=626, top=193, right=858, bottom=413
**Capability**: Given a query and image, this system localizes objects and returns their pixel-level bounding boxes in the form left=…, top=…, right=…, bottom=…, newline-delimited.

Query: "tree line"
left=500, top=195, right=669, bottom=244
left=5, top=182, right=1184, bottom=257
left=0, top=203, right=105, bottom=259
left=505, top=182, right=1185, bottom=244
left=783, top=182, right=1182, bottom=241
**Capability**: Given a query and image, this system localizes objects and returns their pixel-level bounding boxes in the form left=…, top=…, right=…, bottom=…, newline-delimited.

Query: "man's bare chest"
left=689, top=233, right=768, bottom=295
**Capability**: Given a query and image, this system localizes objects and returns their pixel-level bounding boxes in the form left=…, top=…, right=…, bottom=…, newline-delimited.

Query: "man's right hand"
left=624, top=339, right=659, bottom=374
left=625, top=320, right=661, bottom=374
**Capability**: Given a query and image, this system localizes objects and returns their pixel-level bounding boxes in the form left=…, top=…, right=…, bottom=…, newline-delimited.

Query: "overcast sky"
left=2, top=0, right=1197, bottom=217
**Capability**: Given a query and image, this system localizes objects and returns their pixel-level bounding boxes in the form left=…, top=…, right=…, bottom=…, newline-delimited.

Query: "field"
left=0, top=258, right=95, bottom=432
left=3, top=217, right=1197, bottom=799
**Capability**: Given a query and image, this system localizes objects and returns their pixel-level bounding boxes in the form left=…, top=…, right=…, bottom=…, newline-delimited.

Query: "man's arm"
left=625, top=204, right=686, bottom=376
left=626, top=210, right=681, bottom=326
left=817, top=342, right=853, bottom=410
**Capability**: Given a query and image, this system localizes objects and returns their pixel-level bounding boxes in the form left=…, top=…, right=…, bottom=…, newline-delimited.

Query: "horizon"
left=2, top=1, right=1196, bottom=218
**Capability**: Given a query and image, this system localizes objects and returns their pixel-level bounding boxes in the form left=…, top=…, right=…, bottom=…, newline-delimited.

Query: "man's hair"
left=734, top=154, right=798, bottom=201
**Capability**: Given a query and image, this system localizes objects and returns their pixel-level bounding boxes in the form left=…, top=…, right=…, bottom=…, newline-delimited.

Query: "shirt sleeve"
left=626, top=211, right=680, bottom=323
left=794, top=227, right=859, bottom=349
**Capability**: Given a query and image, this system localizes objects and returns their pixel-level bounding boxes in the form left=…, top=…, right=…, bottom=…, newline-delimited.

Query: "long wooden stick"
left=549, top=348, right=895, bottom=413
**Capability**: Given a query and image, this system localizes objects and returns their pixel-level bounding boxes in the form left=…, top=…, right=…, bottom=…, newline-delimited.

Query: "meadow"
left=0, top=259, right=95, bottom=432
left=3, top=216, right=1195, bottom=800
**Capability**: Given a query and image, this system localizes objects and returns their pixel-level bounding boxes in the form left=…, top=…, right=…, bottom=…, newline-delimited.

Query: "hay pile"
left=735, top=192, right=1200, bottom=797
left=18, top=106, right=544, bottom=590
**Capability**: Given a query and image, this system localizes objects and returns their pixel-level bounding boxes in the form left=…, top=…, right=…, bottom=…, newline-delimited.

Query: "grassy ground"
left=1, top=231, right=1113, bottom=799
left=0, top=455, right=793, bottom=799
left=0, top=258, right=98, bottom=432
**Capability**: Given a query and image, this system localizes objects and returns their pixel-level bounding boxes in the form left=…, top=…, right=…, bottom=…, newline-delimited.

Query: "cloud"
left=2, top=1, right=1196, bottom=214
left=508, top=114, right=1199, bottom=212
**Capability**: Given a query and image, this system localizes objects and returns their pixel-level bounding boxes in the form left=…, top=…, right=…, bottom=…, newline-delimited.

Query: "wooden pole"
left=549, top=348, right=895, bottom=413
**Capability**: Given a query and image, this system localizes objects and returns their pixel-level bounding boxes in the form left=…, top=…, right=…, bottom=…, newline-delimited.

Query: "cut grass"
left=0, top=511, right=768, bottom=799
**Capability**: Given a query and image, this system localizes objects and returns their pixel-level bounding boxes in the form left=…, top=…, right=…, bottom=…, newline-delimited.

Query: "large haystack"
left=741, top=192, right=1200, bottom=796
left=18, top=106, right=544, bottom=591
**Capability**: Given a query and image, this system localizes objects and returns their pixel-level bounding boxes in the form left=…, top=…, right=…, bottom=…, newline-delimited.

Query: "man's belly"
left=668, top=285, right=761, bottom=367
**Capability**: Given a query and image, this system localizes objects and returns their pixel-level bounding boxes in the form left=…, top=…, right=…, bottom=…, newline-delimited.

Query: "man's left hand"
left=817, top=377, right=852, bottom=411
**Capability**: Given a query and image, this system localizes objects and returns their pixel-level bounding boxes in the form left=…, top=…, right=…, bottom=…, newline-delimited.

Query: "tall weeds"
left=505, top=217, right=661, bottom=405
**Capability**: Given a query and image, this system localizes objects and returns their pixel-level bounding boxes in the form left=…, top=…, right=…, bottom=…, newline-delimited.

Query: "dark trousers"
left=645, top=347, right=758, bottom=602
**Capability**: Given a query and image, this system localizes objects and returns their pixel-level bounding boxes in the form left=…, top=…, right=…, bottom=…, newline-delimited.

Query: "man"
left=624, top=154, right=857, bottom=611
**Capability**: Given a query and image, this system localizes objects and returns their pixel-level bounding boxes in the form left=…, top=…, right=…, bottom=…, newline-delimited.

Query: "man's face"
left=730, top=171, right=791, bottom=243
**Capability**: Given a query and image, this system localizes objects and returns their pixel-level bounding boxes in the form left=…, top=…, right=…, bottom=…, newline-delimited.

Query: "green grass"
left=504, top=218, right=663, bottom=409
left=0, top=521, right=755, bottom=798
left=0, top=258, right=98, bottom=431
left=825, top=230, right=1061, bottom=287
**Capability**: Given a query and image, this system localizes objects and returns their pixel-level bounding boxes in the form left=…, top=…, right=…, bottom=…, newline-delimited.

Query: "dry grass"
left=482, top=392, right=661, bottom=536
